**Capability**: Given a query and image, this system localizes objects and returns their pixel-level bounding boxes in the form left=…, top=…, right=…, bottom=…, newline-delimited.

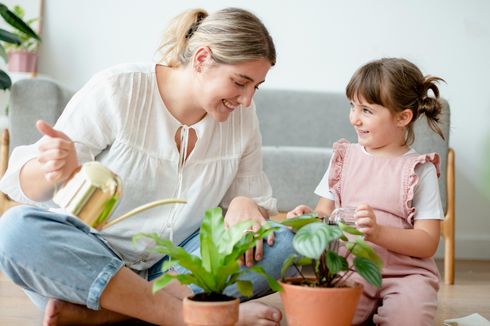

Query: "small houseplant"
left=0, top=3, right=41, bottom=89
left=134, top=207, right=281, bottom=326
left=279, top=213, right=384, bottom=326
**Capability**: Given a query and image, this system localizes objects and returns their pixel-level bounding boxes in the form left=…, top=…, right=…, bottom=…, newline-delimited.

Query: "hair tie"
left=185, top=15, right=205, bottom=39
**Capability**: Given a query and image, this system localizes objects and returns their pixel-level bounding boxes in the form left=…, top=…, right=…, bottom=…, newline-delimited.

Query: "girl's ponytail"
left=419, top=76, right=445, bottom=140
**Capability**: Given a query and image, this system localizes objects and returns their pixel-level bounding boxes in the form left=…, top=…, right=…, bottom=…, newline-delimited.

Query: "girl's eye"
left=362, top=107, right=372, bottom=114
left=254, top=85, right=260, bottom=90
left=234, top=81, right=245, bottom=88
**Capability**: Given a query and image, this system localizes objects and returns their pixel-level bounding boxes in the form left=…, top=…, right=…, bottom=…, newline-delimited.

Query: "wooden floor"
left=1, top=260, right=489, bottom=325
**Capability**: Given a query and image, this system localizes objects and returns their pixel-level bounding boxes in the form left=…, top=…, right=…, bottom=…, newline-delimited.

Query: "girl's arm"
left=286, top=197, right=335, bottom=219
left=356, top=204, right=440, bottom=258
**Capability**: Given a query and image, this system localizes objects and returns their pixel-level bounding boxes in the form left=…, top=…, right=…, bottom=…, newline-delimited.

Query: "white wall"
left=3, top=0, right=490, bottom=259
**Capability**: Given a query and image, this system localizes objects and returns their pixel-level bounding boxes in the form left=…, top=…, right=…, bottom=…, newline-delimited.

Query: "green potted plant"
left=279, top=213, right=384, bottom=326
left=134, top=207, right=281, bottom=326
left=0, top=3, right=41, bottom=89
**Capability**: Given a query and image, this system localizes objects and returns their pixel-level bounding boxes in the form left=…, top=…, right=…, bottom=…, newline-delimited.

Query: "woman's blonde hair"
left=158, top=7, right=276, bottom=67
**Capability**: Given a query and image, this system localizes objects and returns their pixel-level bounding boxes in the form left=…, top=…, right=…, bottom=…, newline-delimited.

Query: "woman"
left=0, top=8, right=293, bottom=326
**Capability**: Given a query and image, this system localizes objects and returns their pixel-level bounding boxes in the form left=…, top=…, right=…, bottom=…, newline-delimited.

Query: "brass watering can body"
left=53, top=161, right=185, bottom=230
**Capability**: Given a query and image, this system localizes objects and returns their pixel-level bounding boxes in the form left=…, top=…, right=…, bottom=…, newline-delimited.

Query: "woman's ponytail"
left=158, top=9, right=208, bottom=67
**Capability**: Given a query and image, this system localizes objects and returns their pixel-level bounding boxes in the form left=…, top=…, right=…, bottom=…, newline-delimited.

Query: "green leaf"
left=281, top=254, right=299, bottom=280
left=247, top=265, right=282, bottom=292
left=0, top=4, right=40, bottom=41
left=0, top=28, right=21, bottom=44
left=200, top=207, right=225, bottom=273
left=338, top=221, right=364, bottom=235
left=346, top=238, right=384, bottom=270
left=353, top=257, right=382, bottom=288
left=152, top=273, right=176, bottom=293
left=0, top=70, right=11, bottom=90
left=236, top=280, right=254, bottom=297
left=293, top=222, right=342, bottom=259
left=220, top=219, right=254, bottom=256
left=325, top=251, right=349, bottom=275
left=0, top=43, right=8, bottom=62
left=280, top=214, right=320, bottom=231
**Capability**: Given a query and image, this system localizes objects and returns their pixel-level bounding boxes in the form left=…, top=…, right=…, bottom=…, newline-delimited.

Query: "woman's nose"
left=238, top=88, right=255, bottom=108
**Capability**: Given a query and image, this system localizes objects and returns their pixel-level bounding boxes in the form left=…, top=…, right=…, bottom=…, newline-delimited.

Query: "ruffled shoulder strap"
left=328, top=139, right=351, bottom=206
left=404, top=152, right=441, bottom=225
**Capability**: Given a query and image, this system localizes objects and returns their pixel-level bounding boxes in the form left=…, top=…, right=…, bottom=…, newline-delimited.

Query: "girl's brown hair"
left=346, top=58, right=445, bottom=145
left=158, top=7, right=276, bottom=67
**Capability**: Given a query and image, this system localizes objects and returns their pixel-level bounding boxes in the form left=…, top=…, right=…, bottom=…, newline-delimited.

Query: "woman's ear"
left=193, top=47, right=212, bottom=73
left=397, top=109, right=413, bottom=127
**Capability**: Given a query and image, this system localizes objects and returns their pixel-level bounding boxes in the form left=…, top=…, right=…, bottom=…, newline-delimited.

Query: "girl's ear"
left=193, top=47, right=212, bottom=73
left=396, top=109, right=413, bottom=127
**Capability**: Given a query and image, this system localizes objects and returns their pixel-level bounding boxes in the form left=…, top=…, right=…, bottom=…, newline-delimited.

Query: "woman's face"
left=194, top=49, right=271, bottom=122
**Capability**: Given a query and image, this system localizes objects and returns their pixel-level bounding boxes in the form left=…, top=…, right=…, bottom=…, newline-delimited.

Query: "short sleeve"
left=412, top=162, right=444, bottom=220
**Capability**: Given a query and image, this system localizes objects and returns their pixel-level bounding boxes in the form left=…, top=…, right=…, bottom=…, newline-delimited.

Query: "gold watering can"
left=53, top=161, right=186, bottom=230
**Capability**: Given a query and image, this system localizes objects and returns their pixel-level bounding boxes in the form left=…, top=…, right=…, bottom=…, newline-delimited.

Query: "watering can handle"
left=101, top=198, right=187, bottom=230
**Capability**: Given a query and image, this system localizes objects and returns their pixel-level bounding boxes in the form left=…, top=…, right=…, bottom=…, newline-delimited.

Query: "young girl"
left=288, top=58, right=445, bottom=325
left=0, top=8, right=292, bottom=326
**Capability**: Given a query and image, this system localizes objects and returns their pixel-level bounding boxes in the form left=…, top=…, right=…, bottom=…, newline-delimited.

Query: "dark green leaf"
left=247, top=265, right=282, bottom=292
left=0, top=28, right=21, bottom=44
left=0, top=4, right=40, bottom=41
left=326, top=251, right=349, bottom=275
left=0, top=44, right=7, bottom=62
left=354, top=257, right=382, bottom=288
left=0, top=70, right=11, bottom=90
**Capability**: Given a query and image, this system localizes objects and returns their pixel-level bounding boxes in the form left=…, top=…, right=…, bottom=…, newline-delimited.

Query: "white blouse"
left=0, top=63, right=277, bottom=270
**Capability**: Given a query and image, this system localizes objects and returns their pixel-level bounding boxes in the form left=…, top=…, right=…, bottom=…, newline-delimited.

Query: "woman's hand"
left=355, top=204, right=379, bottom=239
left=286, top=204, right=312, bottom=218
left=224, top=196, right=273, bottom=267
left=36, top=120, right=80, bottom=185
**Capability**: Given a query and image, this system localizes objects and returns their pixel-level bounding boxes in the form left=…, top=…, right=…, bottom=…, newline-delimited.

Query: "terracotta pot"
left=7, top=51, right=38, bottom=73
left=280, top=278, right=363, bottom=326
left=183, top=296, right=239, bottom=326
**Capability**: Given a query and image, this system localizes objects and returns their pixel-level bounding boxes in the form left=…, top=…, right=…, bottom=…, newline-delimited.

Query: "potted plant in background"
left=279, top=212, right=384, bottom=326
left=134, top=207, right=281, bottom=326
left=0, top=3, right=41, bottom=90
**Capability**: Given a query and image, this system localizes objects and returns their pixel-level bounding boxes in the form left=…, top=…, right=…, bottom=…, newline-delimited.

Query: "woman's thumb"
left=36, top=120, right=69, bottom=140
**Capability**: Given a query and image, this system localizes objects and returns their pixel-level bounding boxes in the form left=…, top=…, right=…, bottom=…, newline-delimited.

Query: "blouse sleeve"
left=0, top=69, right=121, bottom=204
left=220, top=102, right=278, bottom=216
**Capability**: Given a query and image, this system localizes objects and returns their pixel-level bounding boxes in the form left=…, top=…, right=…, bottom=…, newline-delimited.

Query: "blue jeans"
left=0, top=205, right=296, bottom=311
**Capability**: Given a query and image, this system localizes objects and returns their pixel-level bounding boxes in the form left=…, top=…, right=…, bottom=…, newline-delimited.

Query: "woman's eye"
left=362, top=107, right=372, bottom=114
left=234, top=81, right=245, bottom=88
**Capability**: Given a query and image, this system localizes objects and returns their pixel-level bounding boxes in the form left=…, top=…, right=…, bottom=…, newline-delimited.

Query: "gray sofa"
left=3, top=79, right=455, bottom=285
left=7, top=79, right=450, bottom=213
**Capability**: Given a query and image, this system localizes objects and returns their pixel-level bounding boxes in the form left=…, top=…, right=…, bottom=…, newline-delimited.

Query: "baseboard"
left=435, top=235, right=490, bottom=260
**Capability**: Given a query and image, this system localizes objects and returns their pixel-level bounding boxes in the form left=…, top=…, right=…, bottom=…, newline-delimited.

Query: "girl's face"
left=349, top=96, right=409, bottom=156
left=194, top=48, right=271, bottom=122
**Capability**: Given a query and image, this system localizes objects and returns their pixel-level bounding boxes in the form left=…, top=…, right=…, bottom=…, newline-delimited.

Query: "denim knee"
left=0, top=205, right=36, bottom=259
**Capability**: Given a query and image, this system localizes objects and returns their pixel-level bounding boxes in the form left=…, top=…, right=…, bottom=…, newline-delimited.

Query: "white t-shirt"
left=315, top=147, right=444, bottom=220
left=0, top=63, right=277, bottom=269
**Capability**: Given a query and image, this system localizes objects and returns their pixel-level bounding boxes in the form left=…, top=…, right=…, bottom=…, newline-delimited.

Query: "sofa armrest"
left=262, top=146, right=332, bottom=212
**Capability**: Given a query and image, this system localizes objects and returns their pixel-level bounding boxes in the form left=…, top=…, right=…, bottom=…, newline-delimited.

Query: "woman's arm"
left=20, top=121, right=80, bottom=202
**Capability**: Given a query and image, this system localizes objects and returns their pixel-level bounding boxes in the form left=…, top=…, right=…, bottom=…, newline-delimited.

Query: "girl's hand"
left=36, top=120, right=80, bottom=185
left=286, top=204, right=312, bottom=218
left=355, top=204, right=379, bottom=239
left=224, top=196, right=273, bottom=267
